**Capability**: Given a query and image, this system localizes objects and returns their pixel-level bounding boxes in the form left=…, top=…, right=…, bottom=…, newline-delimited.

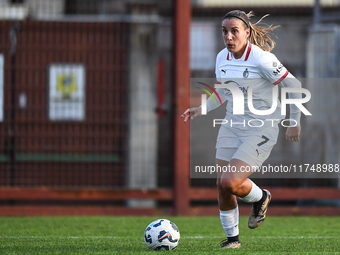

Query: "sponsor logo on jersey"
left=273, top=62, right=277, bottom=67
left=224, top=80, right=249, bottom=94
left=273, top=64, right=284, bottom=75
left=221, top=69, right=226, bottom=74
left=243, top=68, right=249, bottom=78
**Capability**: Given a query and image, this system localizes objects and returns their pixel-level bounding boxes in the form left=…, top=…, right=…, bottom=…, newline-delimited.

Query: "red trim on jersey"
left=216, top=80, right=221, bottom=84
left=226, top=43, right=251, bottom=61
left=273, top=70, right=289, bottom=85
left=244, top=43, right=251, bottom=61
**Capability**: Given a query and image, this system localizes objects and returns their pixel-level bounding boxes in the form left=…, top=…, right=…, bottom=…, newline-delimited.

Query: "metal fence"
left=0, top=1, right=174, bottom=191
left=0, top=0, right=339, bottom=216
left=0, top=20, right=128, bottom=188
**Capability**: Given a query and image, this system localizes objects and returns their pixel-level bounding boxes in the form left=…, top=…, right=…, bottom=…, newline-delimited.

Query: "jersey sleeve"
left=215, top=57, right=222, bottom=84
left=202, top=53, right=226, bottom=113
left=258, top=53, right=289, bottom=85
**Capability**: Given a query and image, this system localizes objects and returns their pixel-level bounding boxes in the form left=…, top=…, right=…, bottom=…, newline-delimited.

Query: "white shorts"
left=215, top=125, right=279, bottom=167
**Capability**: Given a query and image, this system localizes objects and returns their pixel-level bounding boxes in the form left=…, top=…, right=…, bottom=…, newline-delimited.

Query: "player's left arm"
left=258, top=53, right=301, bottom=142
left=280, top=73, right=301, bottom=142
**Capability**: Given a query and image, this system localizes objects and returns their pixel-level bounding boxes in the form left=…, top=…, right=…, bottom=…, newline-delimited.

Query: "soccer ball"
left=144, top=219, right=180, bottom=250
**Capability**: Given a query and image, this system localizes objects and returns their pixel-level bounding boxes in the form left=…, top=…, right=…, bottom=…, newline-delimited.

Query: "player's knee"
left=219, top=178, right=239, bottom=194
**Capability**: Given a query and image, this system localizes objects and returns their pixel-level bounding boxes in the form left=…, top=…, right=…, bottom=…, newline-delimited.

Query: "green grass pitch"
left=0, top=216, right=339, bottom=254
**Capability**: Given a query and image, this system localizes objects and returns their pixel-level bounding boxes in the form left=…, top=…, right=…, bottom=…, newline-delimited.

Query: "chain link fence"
left=0, top=0, right=339, bottom=206
left=0, top=0, right=174, bottom=190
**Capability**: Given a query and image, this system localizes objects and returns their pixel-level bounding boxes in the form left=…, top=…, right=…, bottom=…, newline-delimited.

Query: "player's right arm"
left=181, top=87, right=227, bottom=123
left=181, top=107, right=201, bottom=123
left=182, top=50, right=227, bottom=123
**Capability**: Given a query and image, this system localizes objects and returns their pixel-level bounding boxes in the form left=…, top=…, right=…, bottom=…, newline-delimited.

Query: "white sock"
left=239, top=180, right=263, bottom=203
left=219, top=206, right=239, bottom=237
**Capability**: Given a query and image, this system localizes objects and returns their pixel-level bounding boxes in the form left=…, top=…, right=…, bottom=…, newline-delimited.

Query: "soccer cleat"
left=248, top=189, right=271, bottom=229
left=220, top=239, right=241, bottom=249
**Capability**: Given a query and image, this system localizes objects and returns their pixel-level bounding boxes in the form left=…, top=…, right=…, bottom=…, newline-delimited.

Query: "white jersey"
left=213, top=41, right=289, bottom=131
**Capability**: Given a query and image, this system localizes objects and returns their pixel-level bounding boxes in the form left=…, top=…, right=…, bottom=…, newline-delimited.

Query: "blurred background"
left=0, top=0, right=339, bottom=216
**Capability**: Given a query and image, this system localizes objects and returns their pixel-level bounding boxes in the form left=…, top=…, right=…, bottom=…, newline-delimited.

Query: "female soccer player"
left=181, top=10, right=302, bottom=248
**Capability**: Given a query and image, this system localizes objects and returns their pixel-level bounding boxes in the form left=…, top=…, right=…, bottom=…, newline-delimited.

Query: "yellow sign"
left=49, top=64, right=85, bottom=121
left=57, top=74, right=76, bottom=99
